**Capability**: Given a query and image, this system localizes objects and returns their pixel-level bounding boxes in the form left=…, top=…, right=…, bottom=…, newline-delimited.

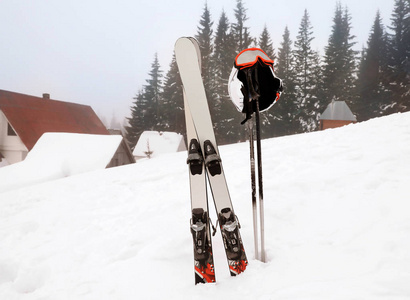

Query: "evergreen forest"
left=126, top=0, right=409, bottom=147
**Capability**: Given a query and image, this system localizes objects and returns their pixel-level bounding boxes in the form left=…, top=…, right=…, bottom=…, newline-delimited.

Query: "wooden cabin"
left=320, top=101, right=357, bottom=130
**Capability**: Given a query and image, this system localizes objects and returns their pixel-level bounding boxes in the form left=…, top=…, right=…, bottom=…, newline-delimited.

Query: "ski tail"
left=191, top=208, right=216, bottom=284
left=218, top=207, right=248, bottom=276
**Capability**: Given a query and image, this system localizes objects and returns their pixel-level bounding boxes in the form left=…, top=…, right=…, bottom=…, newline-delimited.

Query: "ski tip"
left=175, top=36, right=192, bottom=48
left=187, top=36, right=199, bottom=45
left=175, top=36, right=200, bottom=50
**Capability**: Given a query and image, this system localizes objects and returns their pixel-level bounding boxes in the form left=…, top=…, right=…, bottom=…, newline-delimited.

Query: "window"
left=7, top=123, right=17, bottom=136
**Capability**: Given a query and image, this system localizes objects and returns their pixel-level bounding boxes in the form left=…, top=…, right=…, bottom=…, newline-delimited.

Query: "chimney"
left=42, top=93, right=50, bottom=100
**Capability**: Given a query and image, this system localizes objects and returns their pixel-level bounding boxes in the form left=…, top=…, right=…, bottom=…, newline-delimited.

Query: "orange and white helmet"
left=228, top=48, right=283, bottom=123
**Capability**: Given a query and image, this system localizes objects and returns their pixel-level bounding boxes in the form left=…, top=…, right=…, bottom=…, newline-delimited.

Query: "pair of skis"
left=175, top=37, right=248, bottom=284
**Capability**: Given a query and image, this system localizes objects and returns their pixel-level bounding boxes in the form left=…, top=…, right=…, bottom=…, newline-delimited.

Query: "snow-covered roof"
left=320, top=101, right=357, bottom=121
left=0, top=132, right=123, bottom=192
left=133, top=131, right=186, bottom=158
left=27, top=132, right=123, bottom=167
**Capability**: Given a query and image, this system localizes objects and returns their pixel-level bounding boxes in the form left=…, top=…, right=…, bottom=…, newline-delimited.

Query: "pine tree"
left=322, top=3, right=358, bottom=106
left=387, top=0, right=410, bottom=112
left=356, top=11, right=390, bottom=121
left=213, top=10, right=235, bottom=85
left=143, top=53, right=163, bottom=130
left=258, top=25, right=276, bottom=60
left=311, top=50, right=325, bottom=121
left=273, top=26, right=298, bottom=136
left=212, top=10, right=243, bottom=144
left=125, top=90, right=147, bottom=149
left=125, top=54, right=163, bottom=148
left=293, top=9, right=324, bottom=132
left=161, top=54, right=185, bottom=135
left=109, top=112, right=121, bottom=130
left=195, top=2, right=214, bottom=95
left=232, top=0, right=254, bottom=52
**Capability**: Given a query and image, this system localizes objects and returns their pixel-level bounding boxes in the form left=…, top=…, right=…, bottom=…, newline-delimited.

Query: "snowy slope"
left=1, top=112, right=410, bottom=299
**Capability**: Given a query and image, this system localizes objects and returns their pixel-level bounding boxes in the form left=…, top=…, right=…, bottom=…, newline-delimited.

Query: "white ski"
left=176, top=37, right=248, bottom=277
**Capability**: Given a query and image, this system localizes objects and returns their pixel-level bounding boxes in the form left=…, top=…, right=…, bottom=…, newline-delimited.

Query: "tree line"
left=126, top=0, right=409, bottom=148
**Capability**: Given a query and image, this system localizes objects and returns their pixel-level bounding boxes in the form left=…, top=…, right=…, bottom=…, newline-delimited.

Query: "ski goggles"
left=235, top=48, right=274, bottom=69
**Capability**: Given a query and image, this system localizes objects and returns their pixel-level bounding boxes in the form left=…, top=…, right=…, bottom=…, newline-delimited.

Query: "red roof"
left=0, top=89, right=109, bottom=150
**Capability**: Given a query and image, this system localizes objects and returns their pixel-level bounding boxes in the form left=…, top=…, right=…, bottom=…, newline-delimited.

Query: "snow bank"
left=1, top=113, right=410, bottom=299
left=0, top=132, right=123, bottom=193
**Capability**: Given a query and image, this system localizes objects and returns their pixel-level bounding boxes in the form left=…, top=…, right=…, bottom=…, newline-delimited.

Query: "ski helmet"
left=228, top=48, right=283, bottom=124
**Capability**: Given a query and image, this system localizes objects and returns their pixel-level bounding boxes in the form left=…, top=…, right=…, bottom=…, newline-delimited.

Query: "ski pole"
left=247, top=118, right=259, bottom=260
left=255, top=98, right=266, bottom=263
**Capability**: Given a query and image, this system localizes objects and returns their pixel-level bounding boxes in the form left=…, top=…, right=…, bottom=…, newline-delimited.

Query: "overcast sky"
left=1, top=0, right=396, bottom=127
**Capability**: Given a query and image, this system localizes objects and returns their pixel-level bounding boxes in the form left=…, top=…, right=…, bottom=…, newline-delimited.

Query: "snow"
left=1, top=112, right=410, bottom=299
left=133, top=131, right=186, bottom=159
left=0, top=158, right=9, bottom=168
left=0, top=133, right=123, bottom=193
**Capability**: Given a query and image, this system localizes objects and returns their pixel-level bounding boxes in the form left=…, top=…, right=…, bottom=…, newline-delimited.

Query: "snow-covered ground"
left=1, top=112, right=410, bottom=299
